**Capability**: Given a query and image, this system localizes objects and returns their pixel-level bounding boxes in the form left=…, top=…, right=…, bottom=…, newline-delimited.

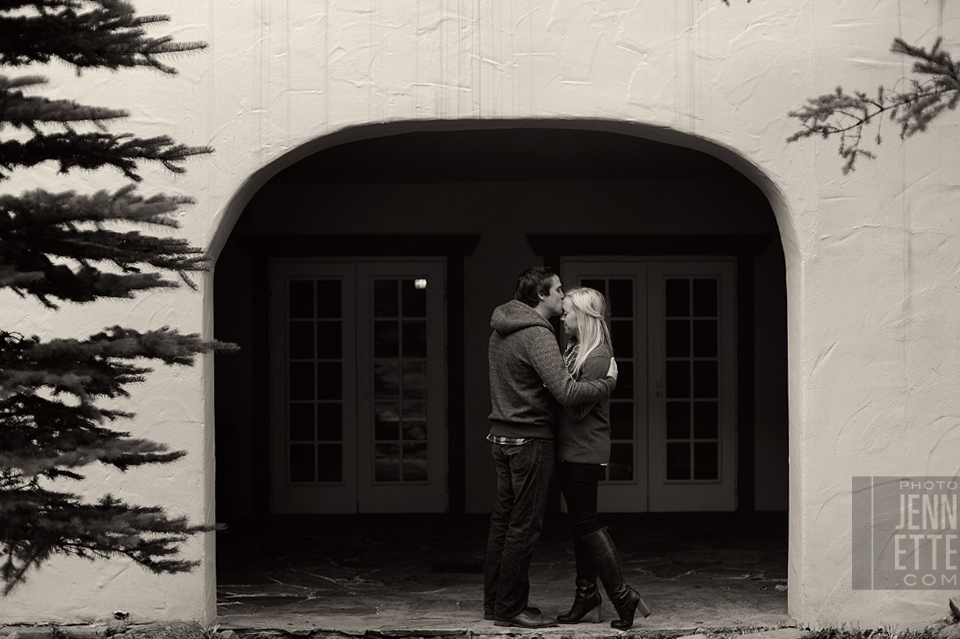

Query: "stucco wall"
left=3, top=0, right=960, bottom=629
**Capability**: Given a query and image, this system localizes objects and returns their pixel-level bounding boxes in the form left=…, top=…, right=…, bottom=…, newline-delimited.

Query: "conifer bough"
left=788, top=37, right=960, bottom=173
left=0, top=0, right=233, bottom=595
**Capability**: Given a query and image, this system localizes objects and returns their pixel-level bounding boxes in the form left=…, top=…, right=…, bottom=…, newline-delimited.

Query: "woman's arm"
left=527, top=327, right=616, bottom=406
left=564, top=350, right=611, bottom=421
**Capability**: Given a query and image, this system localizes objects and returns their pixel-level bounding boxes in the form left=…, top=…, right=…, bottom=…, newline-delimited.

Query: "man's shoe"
left=494, top=609, right=557, bottom=628
left=484, top=606, right=540, bottom=621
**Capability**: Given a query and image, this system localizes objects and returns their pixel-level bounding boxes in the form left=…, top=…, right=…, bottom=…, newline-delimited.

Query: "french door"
left=269, top=260, right=446, bottom=513
left=562, top=260, right=737, bottom=512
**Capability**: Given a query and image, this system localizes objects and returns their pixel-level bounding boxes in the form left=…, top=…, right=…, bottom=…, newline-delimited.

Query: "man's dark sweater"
left=487, top=299, right=615, bottom=440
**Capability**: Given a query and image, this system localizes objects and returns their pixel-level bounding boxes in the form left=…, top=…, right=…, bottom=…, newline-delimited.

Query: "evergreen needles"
left=0, top=0, right=233, bottom=595
left=788, top=37, right=960, bottom=173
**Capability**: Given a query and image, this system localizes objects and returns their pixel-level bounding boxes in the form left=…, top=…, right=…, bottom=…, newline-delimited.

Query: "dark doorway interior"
left=213, top=124, right=787, bottom=526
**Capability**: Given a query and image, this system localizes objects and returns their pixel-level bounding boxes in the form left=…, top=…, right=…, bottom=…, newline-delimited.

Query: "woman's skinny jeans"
left=558, top=460, right=605, bottom=538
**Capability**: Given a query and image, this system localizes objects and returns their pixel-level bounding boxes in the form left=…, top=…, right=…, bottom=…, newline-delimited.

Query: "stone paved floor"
left=215, top=512, right=792, bottom=635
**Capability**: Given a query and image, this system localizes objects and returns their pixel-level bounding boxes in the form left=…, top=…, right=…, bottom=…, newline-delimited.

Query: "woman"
left=556, top=287, right=652, bottom=630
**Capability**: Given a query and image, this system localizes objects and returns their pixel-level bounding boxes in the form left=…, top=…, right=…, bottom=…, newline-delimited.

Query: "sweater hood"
left=490, top=299, right=553, bottom=337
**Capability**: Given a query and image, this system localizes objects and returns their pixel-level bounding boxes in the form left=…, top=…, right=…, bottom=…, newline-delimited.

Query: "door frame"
left=562, top=259, right=738, bottom=512
left=268, top=259, right=447, bottom=514
left=354, top=260, right=447, bottom=512
left=646, top=259, right=738, bottom=511
left=269, top=260, right=360, bottom=513
left=530, top=233, right=772, bottom=512
left=244, top=234, right=480, bottom=516
left=560, top=261, right=651, bottom=511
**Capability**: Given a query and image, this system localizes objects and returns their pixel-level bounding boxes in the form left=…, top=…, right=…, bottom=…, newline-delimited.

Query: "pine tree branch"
left=0, top=327, right=237, bottom=481
left=0, top=186, right=191, bottom=228
left=0, top=132, right=212, bottom=182
left=0, top=327, right=237, bottom=402
left=787, top=37, right=960, bottom=172
left=0, top=1, right=206, bottom=73
left=0, top=76, right=212, bottom=182
left=5, top=267, right=177, bottom=308
left=0, top=187, right=208, bottom=308
left=0, top=437, right=184, bottom=477
left=0, top=1, right=227, bottom=596
left=0, top=439, right=186, bottom=477
left=0, top=491, right=219, bottom=595
left=0, top=75, right=128, bottom=129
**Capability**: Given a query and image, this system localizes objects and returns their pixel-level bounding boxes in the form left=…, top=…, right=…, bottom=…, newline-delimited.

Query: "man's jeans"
left=483, top=439, right=555, bottom=620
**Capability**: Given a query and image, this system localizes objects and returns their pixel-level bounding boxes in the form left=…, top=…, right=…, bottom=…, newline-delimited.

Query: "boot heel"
left=610, top=589, right=640, bottom=630
left=557, top=593, right=601, bottom=624
left=636, top=596, right=651, bottom=618
left=584, top=606, right=601, bottom=623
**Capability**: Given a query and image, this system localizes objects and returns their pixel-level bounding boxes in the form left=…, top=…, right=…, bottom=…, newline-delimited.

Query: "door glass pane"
left=611, top=361, right=633, bottom=400
left=609, top=443, right=634, bottom=481
left=316, top=444, right=343, bottom=482
left=316, top=280, right=342, bottom=318
left=608, top=279, right=632, bottom=317
left=290, top=444, right=315, bottom=482
left=374, top=361, right=401, bottom=398
left=289, top=321, right=314, bottom=359
left=576, top=276, right=635, bottom=485
left=402, top=320, right=427, bottom=357
left=665, top=279, right=689, bottom=316
left=693, top=320, right=717, bottom=357
left=665, top=361, right=690, bottom=398
left=693, top=402, right=718, bottom=439
left=402, top=279, right=427, bottom=316
left=666, top=442, right=691, bottom=480
left=290, top=403, right=315, bottom=441
left=317, top=403, right=342, bottom=441
left=289, top=362, right=314, bottom=400
left=374, top=320, right=399, bottom=357
left=375, top=443, right=401, bottom=481
left=402, top=361, right=427, bottom=398
left=289, top=280, right=314, bottom=318
left=611, top=319, right=633, bottom=355
left=374, top=280, right=399, bottom=317
left=371, top=277, right=430, bottom=484
left=317, top=321, right=342, bottom=358
left=316, top=362, right=342, bottom=399
left=375, top=403, right=400, bottom=440
left=402, top=401, right=427, bottom=440
left=403, top=443, right=428, bottom=481
left=609, top=402, right=633, bottom=440
left=666, top=402, right=690, bottom=439
left=693, top=279, right=718, bottom=317
left=665, top=320, right=690, bottom=357
left=662, top=275, right=724, bottom=484
left=693, top=442, right=719, bottom=480
left=693, top=361, right=718, bottom=398
left=286, top=277, right=344, bottom=484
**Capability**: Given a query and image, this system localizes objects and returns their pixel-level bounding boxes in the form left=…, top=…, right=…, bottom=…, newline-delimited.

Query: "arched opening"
left=211, top=123, right=790, bottom=624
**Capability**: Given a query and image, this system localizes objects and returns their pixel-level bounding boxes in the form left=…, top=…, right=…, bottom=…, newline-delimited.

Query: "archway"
left=209, top=121, right=793, bottom=623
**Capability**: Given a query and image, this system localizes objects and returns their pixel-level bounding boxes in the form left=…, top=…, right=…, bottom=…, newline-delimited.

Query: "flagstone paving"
left=215, top=512, right=793, bottom=636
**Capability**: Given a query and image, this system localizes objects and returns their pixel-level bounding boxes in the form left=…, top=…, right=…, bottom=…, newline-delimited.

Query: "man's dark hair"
left=514, top=266, right=557, bottom=307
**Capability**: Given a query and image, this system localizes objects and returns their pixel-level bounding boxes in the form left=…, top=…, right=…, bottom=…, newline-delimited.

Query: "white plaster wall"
left=3, top=0, right=960, bottom=629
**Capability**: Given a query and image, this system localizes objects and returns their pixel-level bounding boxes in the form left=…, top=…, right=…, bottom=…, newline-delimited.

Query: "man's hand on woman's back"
left=606, top=358, right=618, bottom=381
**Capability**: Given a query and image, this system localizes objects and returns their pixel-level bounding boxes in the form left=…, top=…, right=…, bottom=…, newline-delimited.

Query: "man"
left=484, top=266, right=617, bottom=628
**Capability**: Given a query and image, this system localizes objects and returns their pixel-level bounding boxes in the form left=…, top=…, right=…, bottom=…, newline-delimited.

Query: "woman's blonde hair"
left=565, top=287, right=613, bottom=376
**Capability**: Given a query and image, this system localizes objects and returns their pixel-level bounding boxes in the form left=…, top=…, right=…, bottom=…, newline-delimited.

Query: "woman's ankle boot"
left=557, top=539, right=601, bottom=623
left=581, top=527, right=652, bottom=630
left=556, top=578, right=601, bottom=623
